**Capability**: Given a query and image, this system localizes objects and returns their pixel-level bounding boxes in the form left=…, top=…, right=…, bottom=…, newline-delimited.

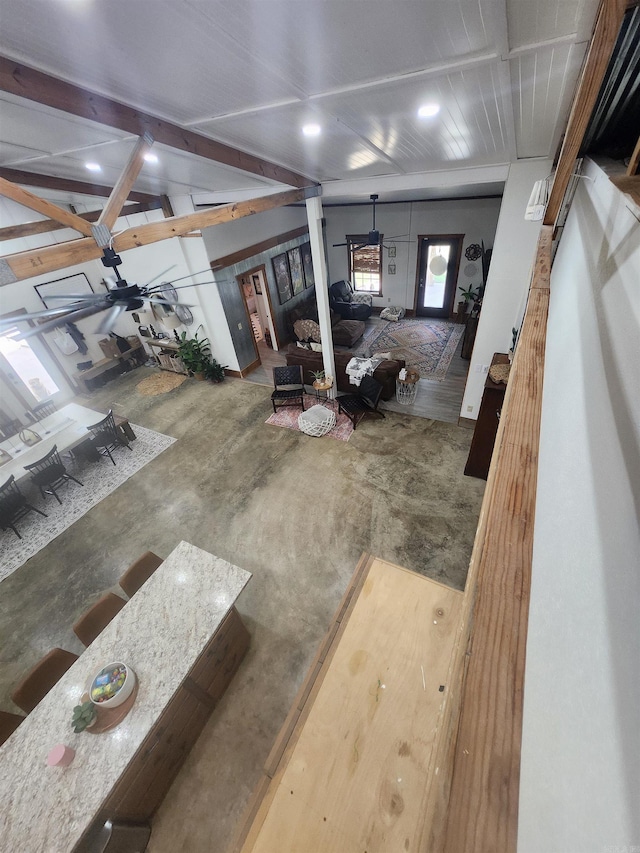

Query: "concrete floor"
left=0, top=368, right=485, bottom=851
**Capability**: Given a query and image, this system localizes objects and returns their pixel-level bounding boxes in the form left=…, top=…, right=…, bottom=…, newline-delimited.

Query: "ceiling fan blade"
left=43, top=293, right=106, bottom=301
left=0, top=301, right=97, bottom=327
left=96, top=303, right=127, bottom=335
left=143, top=265, right=177, bottom=287
left=140, top=296, right=195, bottom=307
left=17, top=305, right=106, bottom=339
left=165, top=268, right=213, bottom=285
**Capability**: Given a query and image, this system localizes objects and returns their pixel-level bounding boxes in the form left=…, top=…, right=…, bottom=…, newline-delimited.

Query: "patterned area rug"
left=265, top=395, right=353, bottom=441
left=356, top=318, right=464, bottom=380
left=0, top=425, right=176, bottom=583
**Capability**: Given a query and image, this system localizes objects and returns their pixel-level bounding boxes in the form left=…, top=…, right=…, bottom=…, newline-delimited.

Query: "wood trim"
left=0, top=167, right=159, bottom=203
left=160, top=195, right=174, bottom=219
left=544, top=0, right=627, bottom=226
left=1, top=188, right=307, bottom=284
left=0, top=201, right=162, bottom=242
left=224, top=368, right=242, bottom=378
left=0, top=56, right=315, bottom=190
left=97, top=133, right=154, bottom=230
left=210, top=225, right=309, bottom=270
left=0, top=177, right=94, bottom=237
left=439, top=225, right=553, bottom=853
left=244, top=264, right=281, bottom=350
left=626, top=135, right=640, bottom=176
left=412, top=233, right=465, bottom=317
left=609, top=174, right=640, bottom=205
left=238, top=358, right=261, bottom=378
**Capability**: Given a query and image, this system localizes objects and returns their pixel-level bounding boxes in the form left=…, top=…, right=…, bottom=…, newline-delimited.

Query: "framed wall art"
left=272, top=253, right=292, bottom=304
left=288, top=246, right=305, bottom=296
left=301, top=241, right=315, bottom=289
left=34, top=273, right=94, bottom=309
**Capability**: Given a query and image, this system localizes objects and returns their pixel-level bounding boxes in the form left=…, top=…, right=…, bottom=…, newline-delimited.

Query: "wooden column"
left=305, top=192, right=336, bottom=395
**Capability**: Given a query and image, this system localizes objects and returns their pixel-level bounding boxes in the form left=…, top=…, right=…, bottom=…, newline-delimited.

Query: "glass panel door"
left=416, top=236, right=463, bottom=318
left=0, top=327, right=61, bottom=405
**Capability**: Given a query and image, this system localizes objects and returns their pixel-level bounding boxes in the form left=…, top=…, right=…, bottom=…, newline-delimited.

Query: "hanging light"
left=429, top=254, right=448, bottom=276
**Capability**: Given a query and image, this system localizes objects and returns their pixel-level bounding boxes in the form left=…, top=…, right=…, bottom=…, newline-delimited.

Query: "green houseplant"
left=456, top=284, right=480, bottom=320
left=177, top=331, right=211, bottom=380
left=71, top=699, right=97, bottom=733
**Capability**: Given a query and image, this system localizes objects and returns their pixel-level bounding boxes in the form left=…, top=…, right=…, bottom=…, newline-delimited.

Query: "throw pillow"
left=372, top=351, right=391, bottom=360
left=296, top=340, right=311, bottom=349
left=293, top=318, right=322, bottom=343
left=310, top=342, right=322, bottom=352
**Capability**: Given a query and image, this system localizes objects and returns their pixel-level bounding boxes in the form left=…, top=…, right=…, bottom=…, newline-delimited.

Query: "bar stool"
left=73, top=593, right=126, bottom=647
left=118, top=551, right=163, bottom=598
left=11, top=648, right=79, bottom=714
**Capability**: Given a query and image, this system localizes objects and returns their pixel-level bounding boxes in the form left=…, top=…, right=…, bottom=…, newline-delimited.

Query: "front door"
left=415, top=235, right=463, bottom=318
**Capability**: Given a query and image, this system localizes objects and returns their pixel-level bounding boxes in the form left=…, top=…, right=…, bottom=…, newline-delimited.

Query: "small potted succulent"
left=71, top=699, right=97, bottom=733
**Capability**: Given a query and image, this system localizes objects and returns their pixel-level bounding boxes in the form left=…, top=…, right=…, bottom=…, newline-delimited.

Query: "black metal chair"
left=23, top=445, right=83, bottom=505
left=31, top=400, right=57, bottom=420
left=0, top=475, right=47, bottom=538
left=337, top=375, right=385, bottom=429
left=271, top=365, right=305, bottom=413
left=86, top=409, right=132, bottom=465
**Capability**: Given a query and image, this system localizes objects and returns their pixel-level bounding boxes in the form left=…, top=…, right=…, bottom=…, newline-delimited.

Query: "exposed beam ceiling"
left=0, top=167, right=161, bottom=204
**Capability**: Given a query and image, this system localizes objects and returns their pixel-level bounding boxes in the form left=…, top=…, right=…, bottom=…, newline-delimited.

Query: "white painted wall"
left=460, top=159, right=553, bottom=418
left=324, top=197, right=501, bottom=310
left=518, top=159, right=640, bottom=851
left=200, top=205, right=307, bottom=261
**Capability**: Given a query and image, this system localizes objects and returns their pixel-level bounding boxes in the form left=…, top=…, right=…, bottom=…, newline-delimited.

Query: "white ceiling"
left=0, top=0, right=599, bottom=211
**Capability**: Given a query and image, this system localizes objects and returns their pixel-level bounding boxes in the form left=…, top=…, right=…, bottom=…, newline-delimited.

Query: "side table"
left=396, top=369, right=420, bottom=405
left=312, top=377, right=334, bottom=407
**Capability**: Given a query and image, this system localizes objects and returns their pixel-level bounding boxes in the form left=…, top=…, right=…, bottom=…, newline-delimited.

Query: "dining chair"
left=119, top=551, right=164, bottom=598
left=271, top=365, right=305, bottom=413
left=0, top=417, right=22, bottom=440
left=31, top=400, right=57, bottom=420
left=23, top=444, right=83, bottom=505
left=86, top=409, right=132, bottom=465
left=73, top=592, right=126, bottom=647
left=337, top=375, right=386, bottom=429
left=0, top=710, right=25, bottom=746
left=0, top=474, right=47, bottom=539
left=10, top=648, right=79, bottom=714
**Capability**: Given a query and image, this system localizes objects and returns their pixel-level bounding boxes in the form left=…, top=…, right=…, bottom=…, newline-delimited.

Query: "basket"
left=158, top=353, right=173, bottom=370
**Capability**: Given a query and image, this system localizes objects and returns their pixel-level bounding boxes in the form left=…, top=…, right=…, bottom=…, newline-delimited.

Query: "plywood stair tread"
left=230, top=555, right=463, bottom=853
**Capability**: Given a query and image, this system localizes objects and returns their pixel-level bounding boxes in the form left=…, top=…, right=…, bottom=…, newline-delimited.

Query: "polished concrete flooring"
left=0, top=368, right=485, bottom=851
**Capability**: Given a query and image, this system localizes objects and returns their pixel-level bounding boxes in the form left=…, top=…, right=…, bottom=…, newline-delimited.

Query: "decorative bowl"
left=89, top=662, right=136, bottom=708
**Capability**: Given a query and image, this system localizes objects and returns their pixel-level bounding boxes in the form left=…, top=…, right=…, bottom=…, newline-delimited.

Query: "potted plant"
left=71, top=699, right=97, bottom=733
left=204, top=358, right=226, bottom=383
left=177, top=331, right=211, bottom=380
left=456, top=285, right=480, bottom=322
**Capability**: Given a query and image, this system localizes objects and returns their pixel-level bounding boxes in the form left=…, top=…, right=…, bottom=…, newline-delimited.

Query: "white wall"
left=518, top=159, right=640, bottom=851
left=200, top=204, right=307, bottom=261
left=460, top=159, right=552, bottom=418
left=324, top=197, right=501, bottom=310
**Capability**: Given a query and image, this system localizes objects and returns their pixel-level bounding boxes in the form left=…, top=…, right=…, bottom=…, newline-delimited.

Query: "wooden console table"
left=231, top=554, right=462, bottom=853
left=76, top=341, right=145, bottom=392
left=146, top=338, right=187, bottom=374
left=0, top=542, right=251, bottom=853
left=464, top=352, right=509, bottom=480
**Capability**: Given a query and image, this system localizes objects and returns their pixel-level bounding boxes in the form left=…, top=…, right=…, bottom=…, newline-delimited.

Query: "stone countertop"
left=0, top=541, right=251, bottom=853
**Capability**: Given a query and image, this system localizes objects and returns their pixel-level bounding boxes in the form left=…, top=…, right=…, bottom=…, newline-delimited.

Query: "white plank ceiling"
left=0, top=0, right=599, bottom=208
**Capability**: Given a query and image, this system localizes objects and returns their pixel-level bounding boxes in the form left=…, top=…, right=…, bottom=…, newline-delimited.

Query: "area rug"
left=0, top=425, right=176, bottom=582
left=265, top=395, right=353, bottom=441
left=356, top=318, right=464, bottom=380
left=136, top=372, right=187, bottom=396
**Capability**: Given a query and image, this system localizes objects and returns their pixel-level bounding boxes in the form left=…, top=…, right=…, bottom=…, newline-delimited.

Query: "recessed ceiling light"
left=85, top=162, right=102, bottom=172
left=417, top=103, right=440, bottom=118
left=302, top=123, right=321, bottom=137
left=144, top=153, right=159, bottom=164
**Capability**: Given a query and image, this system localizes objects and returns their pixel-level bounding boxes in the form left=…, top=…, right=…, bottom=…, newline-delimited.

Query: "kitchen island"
left=0, top=541, right=251, bottom=852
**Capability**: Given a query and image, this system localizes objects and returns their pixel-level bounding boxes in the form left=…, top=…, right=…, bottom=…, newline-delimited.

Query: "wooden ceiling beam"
left=0, top=200, right=163, bottom=242
left=97, top=133, right=154, bottom=231
left=0, top=56, right=316, bottom=190
left=544, top=0, right=627, bottom=227
left=0, top=176, right=94, bottom=237
left=0, top=188, right=307, bottom=284
left=0, top=166, right=160, bottom=204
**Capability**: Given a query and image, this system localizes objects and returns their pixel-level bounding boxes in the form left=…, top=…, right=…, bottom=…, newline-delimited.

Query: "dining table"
left=0, top=403, right=112, bottom=483
left=0, top=541, right=252, bottom=852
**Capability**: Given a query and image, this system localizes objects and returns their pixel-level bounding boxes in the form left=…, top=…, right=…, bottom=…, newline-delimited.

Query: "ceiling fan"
left=0, top=248, right=213, bottom=339
left=332, top=194, right=414, bottom=252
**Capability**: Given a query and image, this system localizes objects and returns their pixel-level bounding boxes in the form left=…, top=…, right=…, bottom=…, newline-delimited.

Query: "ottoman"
left=298, top=404, right=336, bottom=437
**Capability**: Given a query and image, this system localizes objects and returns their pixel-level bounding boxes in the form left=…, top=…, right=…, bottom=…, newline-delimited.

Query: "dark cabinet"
left=464, top=353, right=509, bottom=480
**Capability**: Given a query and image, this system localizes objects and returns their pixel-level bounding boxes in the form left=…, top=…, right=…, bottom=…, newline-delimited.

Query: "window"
left=347, top=235, right=382, bottom=294
left=0, top=327, right=59, bottom=402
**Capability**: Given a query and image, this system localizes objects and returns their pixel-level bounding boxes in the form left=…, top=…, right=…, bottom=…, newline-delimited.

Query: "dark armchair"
left=338, top=375, right=385, bottom=429
left=271, top=365, right=305, bottom=413
left=329, top=280, right=373, bottom=321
